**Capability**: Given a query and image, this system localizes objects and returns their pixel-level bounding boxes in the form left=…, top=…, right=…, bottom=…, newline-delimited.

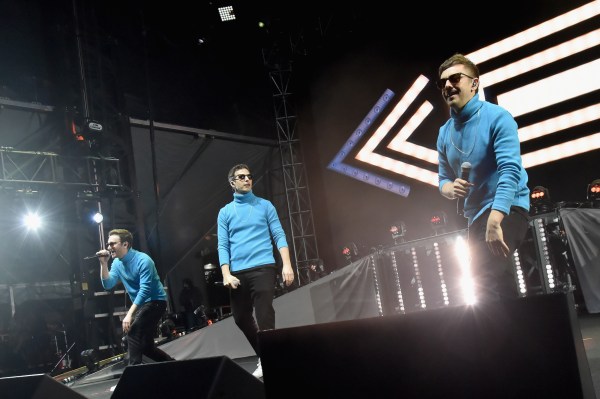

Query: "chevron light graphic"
left=329, top=1, right=600, bottom=194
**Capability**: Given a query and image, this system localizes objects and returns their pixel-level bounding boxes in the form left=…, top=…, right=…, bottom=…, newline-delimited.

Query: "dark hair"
left=227, top=163, right=251, bottom=182
left=438, top=53, right=480, bottom=78
left=108, top=229, right=133, bottom=247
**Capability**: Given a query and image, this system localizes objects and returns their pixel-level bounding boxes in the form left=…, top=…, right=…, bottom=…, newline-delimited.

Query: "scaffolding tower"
left=269, top=66, right=320, bottom=287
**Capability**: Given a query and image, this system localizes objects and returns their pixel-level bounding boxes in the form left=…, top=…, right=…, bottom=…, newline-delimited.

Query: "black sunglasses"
left=436, top=72, right=475, bottom=90
left=232, top=174, right=253, bottom=181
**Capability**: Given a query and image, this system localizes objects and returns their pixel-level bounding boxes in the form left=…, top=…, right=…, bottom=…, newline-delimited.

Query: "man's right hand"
left=223, top=274, right=240, bottom=289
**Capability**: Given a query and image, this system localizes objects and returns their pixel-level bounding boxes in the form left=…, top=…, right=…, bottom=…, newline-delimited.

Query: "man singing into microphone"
left=436, top=53, right=530, bottom=303
left=96, top=228, right=174, bottom=365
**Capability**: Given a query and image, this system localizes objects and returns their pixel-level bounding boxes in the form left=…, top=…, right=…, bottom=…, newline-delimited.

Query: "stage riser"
left=260, top=292, right=595, bottom=399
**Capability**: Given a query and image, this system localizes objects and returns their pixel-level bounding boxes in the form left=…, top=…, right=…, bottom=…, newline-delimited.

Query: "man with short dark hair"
left=436, top=53, right=530, bottom=303
left=217, top=163, right=295, bottom=379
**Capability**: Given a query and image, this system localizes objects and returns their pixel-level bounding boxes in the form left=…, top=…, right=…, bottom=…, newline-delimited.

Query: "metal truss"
left=269, top=66, right=320, bottom=287
left=0, top=147, right=124, bottom=190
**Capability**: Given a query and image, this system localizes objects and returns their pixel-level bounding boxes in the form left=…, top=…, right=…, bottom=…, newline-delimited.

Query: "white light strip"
left=518, top=103, right=600, bottom=142
left=387, top=102, right=438, bottom=163
left=482, top=29, right=600, bottom=88
left=467, top=1, right=600, bottom=65
left=357, top=76, right=428, bottom=155
left=497, top=59, right=600, bottom=117
left=356, top=76, right=439, bottom=185
left=522, top=132, right=600, bottom=168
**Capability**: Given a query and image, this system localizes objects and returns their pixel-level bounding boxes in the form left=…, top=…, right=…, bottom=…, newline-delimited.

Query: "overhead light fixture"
left=218, top=6, right=236, bottom=22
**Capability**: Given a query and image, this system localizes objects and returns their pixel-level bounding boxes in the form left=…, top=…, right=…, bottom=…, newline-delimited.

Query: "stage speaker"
left=0, top=374, right=86, bottom=399
left=111, top=356, right=264, bottom=399
left=259, top=292, right=595, bottom=399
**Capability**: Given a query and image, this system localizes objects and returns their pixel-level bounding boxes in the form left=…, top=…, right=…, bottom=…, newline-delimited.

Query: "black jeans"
left=126, top=300, right=174, bottom=365
left=468, top=206, right=530, bottom=303
left=230, top=266, right=276, bottom=357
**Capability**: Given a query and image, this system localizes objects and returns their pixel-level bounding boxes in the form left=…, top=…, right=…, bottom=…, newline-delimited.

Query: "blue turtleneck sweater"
left=217, top=191, right=288, bottom=273
left=101, top=248, right=167, bottom=306
left=437, top=93, right=530, bottom=225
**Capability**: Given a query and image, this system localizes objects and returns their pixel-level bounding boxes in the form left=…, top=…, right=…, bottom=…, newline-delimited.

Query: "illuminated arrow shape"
left=327, top=89, right=412, bottom=197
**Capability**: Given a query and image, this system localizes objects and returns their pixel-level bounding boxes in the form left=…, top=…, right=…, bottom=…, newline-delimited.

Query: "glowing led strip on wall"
left=327, top=89, right=411, bottom=197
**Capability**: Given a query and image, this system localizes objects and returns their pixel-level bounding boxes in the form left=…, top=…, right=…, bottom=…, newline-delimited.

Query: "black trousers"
left=230, top=266, right=276, bottom=357
left=126, top=300, right=174, bottom=365
left=468, top=206, right=530, bottom=303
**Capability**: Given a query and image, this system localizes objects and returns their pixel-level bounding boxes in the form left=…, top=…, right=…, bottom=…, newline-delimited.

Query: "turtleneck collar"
left=120, top=248, right=134, bottom=263
left=234, top=190, right=256, bottom=204
left=450, top=93, right=482, bottom=124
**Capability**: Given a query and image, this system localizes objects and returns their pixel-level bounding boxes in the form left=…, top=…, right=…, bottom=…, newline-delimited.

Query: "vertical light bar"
left=390, top=251, right=406, bottom=314
left=411, top=247, right=426, bottom=309
left=369, top=253, right=384, bottom=316
left=535, top=219, right=556, bottom=290
left=433, top=242, right=450, bottom=306
left=513, top=249, right=527, bottom=296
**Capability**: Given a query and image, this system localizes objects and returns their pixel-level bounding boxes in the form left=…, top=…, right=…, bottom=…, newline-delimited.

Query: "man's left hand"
left=282, top=264, right=294, bottom=286
left=486, top=210, right=509, bottom=257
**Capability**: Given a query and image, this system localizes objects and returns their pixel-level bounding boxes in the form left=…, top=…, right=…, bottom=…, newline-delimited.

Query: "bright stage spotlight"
left=454, top=235, right=475, bottom=305
left=93, top=212, right=103, bottom=224
left=530, top=186, right=553, bottom=216
left=23, top=212, right=42, bottom=230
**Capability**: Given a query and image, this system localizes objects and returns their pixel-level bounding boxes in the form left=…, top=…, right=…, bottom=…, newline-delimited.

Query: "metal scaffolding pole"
left=269, top=65, right=320, bottom=287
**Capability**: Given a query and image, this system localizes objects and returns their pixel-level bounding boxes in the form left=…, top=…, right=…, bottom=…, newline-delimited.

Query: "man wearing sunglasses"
left=96, top=228, right=175, bottom=365
left=217, top=163, right=295, bottom=379
left=436, top=53, right=530, bottom=303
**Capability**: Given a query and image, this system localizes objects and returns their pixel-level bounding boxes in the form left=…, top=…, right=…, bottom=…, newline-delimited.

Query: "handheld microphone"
left=83, top=253, right=108, bottom=260
left=457, top=161, right=472, bottom=216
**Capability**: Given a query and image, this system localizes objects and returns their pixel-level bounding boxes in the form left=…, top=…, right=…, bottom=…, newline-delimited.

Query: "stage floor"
left=65, top=310, right=600, bottom=399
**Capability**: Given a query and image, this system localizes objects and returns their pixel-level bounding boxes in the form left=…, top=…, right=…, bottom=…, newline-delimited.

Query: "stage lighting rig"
left=342, top=242, right=359, bottom=264
left=430, top=211, right=447, bottom=235
left=390, top=221, right=407, bottom=244
left=530, top=186, right=554, bottom=216
left=587, top=179, right=600, bottom=206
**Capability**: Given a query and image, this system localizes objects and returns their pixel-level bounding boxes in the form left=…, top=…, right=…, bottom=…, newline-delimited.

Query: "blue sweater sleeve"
left=437, top=120, right=455, bottom=192
left=266, top=201, right=288, bottom=249
left=490, top=110, right=523, bottom=215
left=133, top=255, right=154, bottom=305
left=217, top=205, right=232, bottom=266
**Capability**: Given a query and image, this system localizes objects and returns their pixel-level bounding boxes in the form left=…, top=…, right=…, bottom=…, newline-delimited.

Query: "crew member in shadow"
left=179, top=278, right=203, bottom=331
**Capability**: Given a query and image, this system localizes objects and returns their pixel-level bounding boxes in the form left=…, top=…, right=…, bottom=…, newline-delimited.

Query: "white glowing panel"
left=329, top=2, right=600, bottom=192
left=497, top=59, right=600, bottom=117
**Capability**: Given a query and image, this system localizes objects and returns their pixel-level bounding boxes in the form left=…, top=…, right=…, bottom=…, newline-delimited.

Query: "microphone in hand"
left=457, top=161, right=472, bottom=216
left=83, top=251, right=110, bottom=260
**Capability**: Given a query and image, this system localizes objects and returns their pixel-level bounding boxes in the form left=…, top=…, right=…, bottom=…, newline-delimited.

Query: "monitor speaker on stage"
left=259, top=292, right=595, bottom=399
left=0, top=374, right=86, bottom=399
left=111, top=356, right=264, bottom=399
